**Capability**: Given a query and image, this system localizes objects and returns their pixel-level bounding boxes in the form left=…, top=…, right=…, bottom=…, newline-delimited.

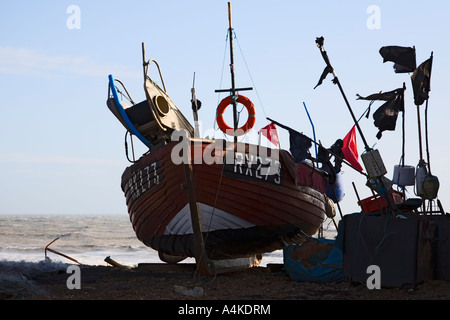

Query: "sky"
left=1, top=1, right=449, bottom=221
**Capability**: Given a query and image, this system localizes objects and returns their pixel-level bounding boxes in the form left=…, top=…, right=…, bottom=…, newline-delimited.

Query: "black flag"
left=357, top=88, right=405, bottom=139
left=314, top=65, right=333, bottom=89
left=356, top=88, right=401, bottom=102
left=373, top=97, right=402, bottom=139
left=314, top=37, right=337, bottom=89
left=289, top=130, right=312, bottom=163
left=379, top=46, right=416, bottom=73
left=411, top=56, right=433, bottom=106
left=266, top=118, right=312, bottom=163
left=318, top=145, right=336, bottom=184
left=357, top=88, right=404, bottom=121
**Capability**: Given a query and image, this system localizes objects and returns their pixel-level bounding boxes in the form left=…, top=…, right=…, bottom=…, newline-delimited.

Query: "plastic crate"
left=358, top=190, right=404, bottom=213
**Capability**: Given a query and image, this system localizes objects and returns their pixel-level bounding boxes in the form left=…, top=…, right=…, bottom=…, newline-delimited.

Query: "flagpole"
left=314, top=37, right=396, bottom=210
left=416, top=103, right=424, bottom=162
left=266, top=117, right=368, bottom=177
left=425, top=99, right=431, bottom=172
left=302, top=101, right=318, bottom=164
left=401, top=82, right=406, bottom=167
left=425, top=52, right=433, bottom=174
left=415, top=55, right=433, bottom=166
left=315, top=37, right=371, bottom=152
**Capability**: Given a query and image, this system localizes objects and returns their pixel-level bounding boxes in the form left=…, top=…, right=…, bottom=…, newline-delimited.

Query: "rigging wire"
left=233, top=30, right=268, bottom=119
left=215, top=30, right=268, bottom=143
left=214, top=32, right=230, bottom=134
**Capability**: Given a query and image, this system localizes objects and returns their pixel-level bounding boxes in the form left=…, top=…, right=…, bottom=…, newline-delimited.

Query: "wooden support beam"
left=181, top=132, right=214, bottom=275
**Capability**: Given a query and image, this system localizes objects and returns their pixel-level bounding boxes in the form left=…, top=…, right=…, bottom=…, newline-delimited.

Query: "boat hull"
left=121, top=138, right=331, bottom=260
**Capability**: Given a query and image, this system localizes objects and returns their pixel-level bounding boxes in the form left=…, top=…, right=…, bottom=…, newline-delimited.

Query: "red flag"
left=342, top=126, right=363, bottom=171
left=259, top=122, right=280, bottom=147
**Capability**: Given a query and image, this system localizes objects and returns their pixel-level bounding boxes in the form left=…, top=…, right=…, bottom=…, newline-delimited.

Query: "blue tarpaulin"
left=283, top=236, right=343, bottom=283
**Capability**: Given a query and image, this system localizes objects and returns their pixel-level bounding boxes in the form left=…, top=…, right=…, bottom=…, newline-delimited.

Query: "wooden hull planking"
left=121, top=138, right=330, bottom=260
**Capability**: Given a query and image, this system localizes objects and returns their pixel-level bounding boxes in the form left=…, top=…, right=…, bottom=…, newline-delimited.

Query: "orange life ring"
left=216, top=95, right=256, bottom=136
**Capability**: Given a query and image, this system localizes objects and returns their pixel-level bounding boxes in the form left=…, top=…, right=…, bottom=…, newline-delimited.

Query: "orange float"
left=216, top=95, right=256, bottom=136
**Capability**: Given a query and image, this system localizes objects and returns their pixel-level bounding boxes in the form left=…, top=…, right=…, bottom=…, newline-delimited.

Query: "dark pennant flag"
left=373, top=97, right=402, bottom=139
left=357, top=88, right=405, bottom=139
left=411, top=56, right=433, bottom=106
left=379, top=46, right=416, bottom=73
left=266, top=118, right=312, bottom=163
left=356, top=88, right=401, bottom=102
left=289, top=130, right=312, bottom=163
left=314, top=65, right=333, bottom=89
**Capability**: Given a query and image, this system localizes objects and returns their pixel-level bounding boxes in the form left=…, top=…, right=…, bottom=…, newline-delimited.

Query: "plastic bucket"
left=392, top=165, right=415, bottom=187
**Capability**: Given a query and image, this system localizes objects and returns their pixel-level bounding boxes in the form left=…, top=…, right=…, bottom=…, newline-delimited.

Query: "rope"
left=234, top=30, right=268, bottom=119
left=351, top=213, right=400, bottom=285
left=192, top=143, right=226, bottom=280
left=205, top=157, right=226, bottom=236
left=214, top=30, right=266, bottom=143
left=214, top=32, right=230, bottom=135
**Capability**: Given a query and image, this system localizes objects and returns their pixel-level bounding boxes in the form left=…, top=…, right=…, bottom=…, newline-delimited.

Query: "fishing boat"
left=106, top=3, right=336, bottom=274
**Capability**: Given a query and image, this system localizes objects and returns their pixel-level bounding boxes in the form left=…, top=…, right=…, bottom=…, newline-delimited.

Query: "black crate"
left=342, top=214, right=421, bottom=288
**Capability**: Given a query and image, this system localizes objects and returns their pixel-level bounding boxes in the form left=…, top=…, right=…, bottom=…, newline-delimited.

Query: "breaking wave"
left=0, top=214, right=158, bottom=267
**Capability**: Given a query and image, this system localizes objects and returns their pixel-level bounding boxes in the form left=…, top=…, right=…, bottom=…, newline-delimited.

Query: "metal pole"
left=335, top=77, right=370, bottom=151
left=416, top=104, right=424, bottom=161
left=142, top=42, right=147, bottom=81
left=401, top=82, right=406, bottom=167
left=192, top=72, right=200, bottom=138
left=424, top=52, right=433, bottom=174
left=302, top=101, right=318, bottom=163
left=228, top=2, right=238, bottom=143
left=315, top=38, right=370, bottom=151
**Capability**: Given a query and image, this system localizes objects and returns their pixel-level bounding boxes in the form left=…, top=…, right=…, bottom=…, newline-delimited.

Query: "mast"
left=215, top=3, right=253, bottom=142
left=228, top=2, right=238, bottom=143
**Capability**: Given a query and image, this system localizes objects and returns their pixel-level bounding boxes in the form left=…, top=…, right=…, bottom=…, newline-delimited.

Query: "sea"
left=0, top=214, right=337, bottom=268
